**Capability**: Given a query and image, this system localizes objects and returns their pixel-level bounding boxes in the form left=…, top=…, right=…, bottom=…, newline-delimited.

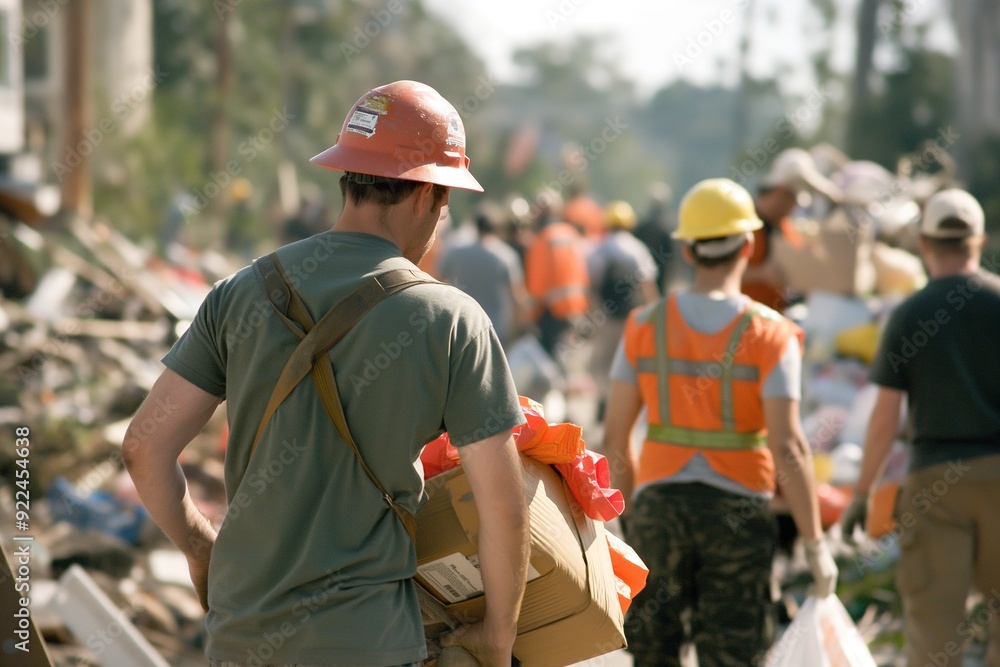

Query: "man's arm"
left=509, top=279, right=534, bottom=334
left=442, top=430, right=529, bottom=664
left=122, top=368, right=223, bottom=610
left=604, top=380, right=644, bottom=517
left=764, top=397, right=821, bottom=540
left=839, top=386, right=904, bottom=540
left=765, top=396, right=838, bottom=596
left=855, top=387, right=903, bottom=495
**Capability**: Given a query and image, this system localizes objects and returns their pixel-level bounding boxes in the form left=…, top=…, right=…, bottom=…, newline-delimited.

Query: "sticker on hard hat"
left=362, top=95, right=389, bottom=115
left=445, top=113, right=465, bottom=148
left=347, top=109, right=380, bottom=138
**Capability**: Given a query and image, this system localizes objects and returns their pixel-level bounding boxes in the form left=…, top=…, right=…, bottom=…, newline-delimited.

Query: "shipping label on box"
left=418, top=553, right=542, bottom=604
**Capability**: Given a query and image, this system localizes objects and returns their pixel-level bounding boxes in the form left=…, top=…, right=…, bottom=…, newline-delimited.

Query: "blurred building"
left=17, top=0, right=152, bottom=169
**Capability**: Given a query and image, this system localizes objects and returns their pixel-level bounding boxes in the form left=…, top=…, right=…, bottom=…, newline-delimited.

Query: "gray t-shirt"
left=439, top=235, right=523, bottom=344
left=164, top=232, right=524, bottom=665
left=587, top=230, right=658, bottom=287
left=610, top=292, right=800, bottom=497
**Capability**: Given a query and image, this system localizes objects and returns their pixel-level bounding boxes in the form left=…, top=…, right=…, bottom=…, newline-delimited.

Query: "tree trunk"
left=847, top=0, right=879, bottom=157
left=952, top=0, right=1000, bottom=177
left=206, top=7, right=232, bottom=216
left=62, top=0, right=93, bottom=218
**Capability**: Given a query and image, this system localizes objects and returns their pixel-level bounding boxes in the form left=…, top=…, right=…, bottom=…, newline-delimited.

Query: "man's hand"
left=187, top=550, right=212, bottom=611
left=839, top=492, right=868, bottom=543
left=440, top=621, right=514, bottom=666
left=804, top=538, right=838, bottom=598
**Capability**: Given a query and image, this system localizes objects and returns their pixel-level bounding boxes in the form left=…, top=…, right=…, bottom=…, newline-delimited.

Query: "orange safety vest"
left=623, top=294, right=804, bottom=493
left=564, top=194, right=605, bottom=241
left=525, top=221, right=590, bottom=320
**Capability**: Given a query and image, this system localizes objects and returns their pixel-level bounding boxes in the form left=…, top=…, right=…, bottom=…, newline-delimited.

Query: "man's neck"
left=930, top=258, right=979, bottom=279
left=689, top=269, right=744, bottom=298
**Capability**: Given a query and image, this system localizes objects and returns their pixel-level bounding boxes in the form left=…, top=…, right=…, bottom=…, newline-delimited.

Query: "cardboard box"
left=771, top=210, right=876, bottom=296
left=415, top=455, right=625, bottom=667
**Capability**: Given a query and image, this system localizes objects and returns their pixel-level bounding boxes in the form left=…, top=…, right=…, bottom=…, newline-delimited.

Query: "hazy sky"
left=422, top=0, right=955, bottom=99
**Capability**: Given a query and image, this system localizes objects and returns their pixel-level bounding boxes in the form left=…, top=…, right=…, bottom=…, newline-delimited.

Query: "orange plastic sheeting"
left=555, top=451, right=625, bottom=521
left=817, top=483, right=850, bottom=529
left=420, top=396, right=625, bottom=522
left=606, top=532, right=649, bottom=614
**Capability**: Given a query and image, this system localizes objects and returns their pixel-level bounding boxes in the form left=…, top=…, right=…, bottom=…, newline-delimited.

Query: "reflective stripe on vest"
left=544, top=283, right=588, bottom=305
left=641, top=298, right=766, bottom=450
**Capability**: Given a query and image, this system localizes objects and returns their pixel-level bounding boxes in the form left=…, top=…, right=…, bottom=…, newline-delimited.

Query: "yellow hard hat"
left=674, top=178, right=763, bottom=240
left=604, top=200, right=636, bottom=230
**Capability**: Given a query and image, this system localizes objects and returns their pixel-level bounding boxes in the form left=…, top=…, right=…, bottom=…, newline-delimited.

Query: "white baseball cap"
left=762, top=148, right=843, bottom=204
left=921, top=189, right=985, bottom=239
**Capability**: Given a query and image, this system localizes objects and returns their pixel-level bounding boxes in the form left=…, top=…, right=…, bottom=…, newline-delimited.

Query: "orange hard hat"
left=310, top=80, right=483, bottom=192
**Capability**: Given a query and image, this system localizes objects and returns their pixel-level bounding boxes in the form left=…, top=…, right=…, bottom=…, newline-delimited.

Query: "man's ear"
left=410, top=182, right=437, bottom=217
left=740, top=233, right=755, bottom=258
left=682, top=243, right=694, bottom=265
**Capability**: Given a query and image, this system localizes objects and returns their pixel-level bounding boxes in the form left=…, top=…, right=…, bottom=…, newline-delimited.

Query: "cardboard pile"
left=771, top=209, right=876, bottom=297
left=415, top=455, right=625, bottom=667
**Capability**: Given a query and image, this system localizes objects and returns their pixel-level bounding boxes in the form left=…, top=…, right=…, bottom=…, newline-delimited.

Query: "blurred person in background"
left=563, top=182, right=606, bottom=242
left=439, top=203, right=531, bottom=347
left=605, top=178, right=837, bottom=667
left=742, top=147, right=843, bottom=311
left=524, top=188, right=590, bottom=357
left=842, top=189, right=1000, bottom=667
left=633, top=181, right=677, bottom=295
left=587, top=200, right=658, bottom=421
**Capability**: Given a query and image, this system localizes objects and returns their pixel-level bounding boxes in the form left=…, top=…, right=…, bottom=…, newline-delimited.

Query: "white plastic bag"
left=765, top=596, right=877, bottom=667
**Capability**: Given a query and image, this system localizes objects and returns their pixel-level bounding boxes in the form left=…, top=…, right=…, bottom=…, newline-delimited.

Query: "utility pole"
left=62, top=0, right=93, bottom=218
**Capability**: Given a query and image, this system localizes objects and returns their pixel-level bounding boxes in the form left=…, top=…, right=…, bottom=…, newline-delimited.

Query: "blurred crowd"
left=407, top=143, right=951, bottom=433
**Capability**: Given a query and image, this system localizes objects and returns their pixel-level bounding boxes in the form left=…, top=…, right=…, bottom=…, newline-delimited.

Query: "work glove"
left=804, top=538, right=838, bottom=598
left=839, top=492, right=868, bottom=543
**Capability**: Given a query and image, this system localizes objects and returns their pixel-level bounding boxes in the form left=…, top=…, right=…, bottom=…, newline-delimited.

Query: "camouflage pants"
left=624, top=482, right=777, bottom=667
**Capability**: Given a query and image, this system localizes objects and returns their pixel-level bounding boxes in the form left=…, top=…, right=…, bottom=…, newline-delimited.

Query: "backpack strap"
left=249, top=252, right=439, bottom=542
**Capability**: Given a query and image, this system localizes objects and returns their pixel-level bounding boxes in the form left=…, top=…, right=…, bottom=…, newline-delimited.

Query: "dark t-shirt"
left=870, top=270, right=1000, bottom=471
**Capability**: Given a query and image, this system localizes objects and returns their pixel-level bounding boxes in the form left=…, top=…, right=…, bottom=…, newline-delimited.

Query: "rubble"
left=0, top=216, right=226, bottom=665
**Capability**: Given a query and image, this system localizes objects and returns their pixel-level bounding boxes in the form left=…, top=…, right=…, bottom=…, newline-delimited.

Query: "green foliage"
left=847, top=48, right=954, bottom=171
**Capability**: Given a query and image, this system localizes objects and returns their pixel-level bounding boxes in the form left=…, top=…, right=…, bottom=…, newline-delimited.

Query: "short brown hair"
left=339, top=173, right=446, bottom=208
left=689, top=235, right=747, bottom=268
left=922, top=233, right=982, bottom=258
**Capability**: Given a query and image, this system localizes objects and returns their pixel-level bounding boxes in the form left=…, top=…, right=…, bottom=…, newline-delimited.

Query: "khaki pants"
left=208, top=662, right=423, bottom=667
left=895, top=454, right=1000, bottom=667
